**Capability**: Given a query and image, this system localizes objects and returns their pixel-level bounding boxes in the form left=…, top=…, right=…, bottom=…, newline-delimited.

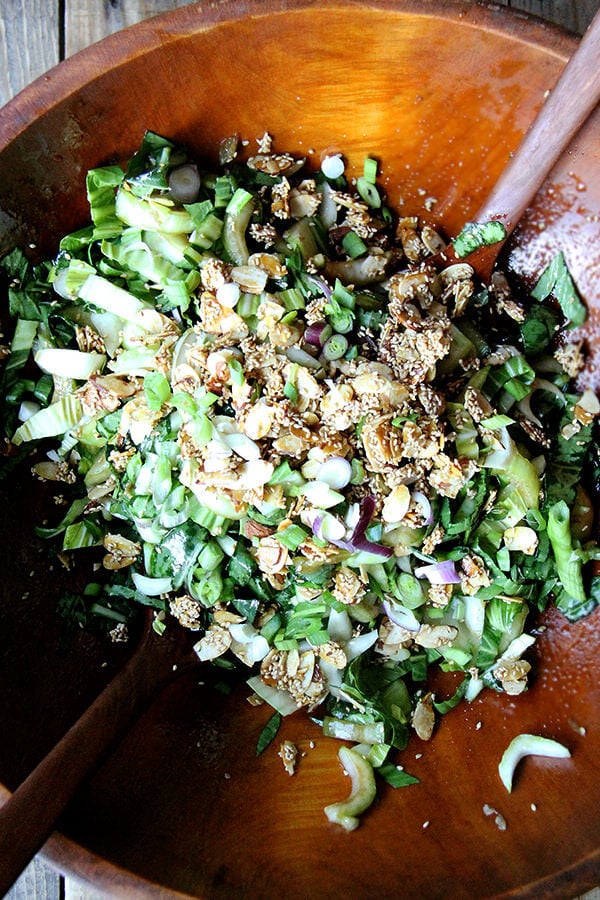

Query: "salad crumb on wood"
left=1, top=130, right=599, bottom=828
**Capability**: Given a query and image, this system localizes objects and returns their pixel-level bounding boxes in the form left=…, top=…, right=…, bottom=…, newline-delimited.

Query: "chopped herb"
left=356, top=176, right=381, bottom=208
left=256, top=712, right=283, bottom=755
left=363, top=156, right=378, bottom=185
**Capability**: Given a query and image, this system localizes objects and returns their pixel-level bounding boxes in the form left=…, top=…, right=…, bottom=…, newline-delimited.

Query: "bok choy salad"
left=1, top=130, right=599, bottom=828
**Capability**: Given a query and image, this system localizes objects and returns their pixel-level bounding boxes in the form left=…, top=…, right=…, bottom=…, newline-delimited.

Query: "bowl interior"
left=1, top=2, right=600, bottom=897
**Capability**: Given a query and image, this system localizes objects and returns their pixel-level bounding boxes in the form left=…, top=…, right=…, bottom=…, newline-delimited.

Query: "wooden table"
left=1, top=0, right=599, bottom=896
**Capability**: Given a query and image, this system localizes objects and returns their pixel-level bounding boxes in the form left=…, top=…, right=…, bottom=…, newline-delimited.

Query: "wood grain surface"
left=1, top=0, right=600, bottom=108
left=0, top=1, right=599, bottom=898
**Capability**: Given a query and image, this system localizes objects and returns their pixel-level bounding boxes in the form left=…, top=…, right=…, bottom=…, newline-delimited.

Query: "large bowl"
left=1, top=1, right=600, bottom=897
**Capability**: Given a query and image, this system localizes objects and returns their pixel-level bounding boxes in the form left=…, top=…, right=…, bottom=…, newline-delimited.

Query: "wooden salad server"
left=1, top=6, right=600, bottom=897
left=435, top=5, right=600, bottom=281
left=0, top=614, right=201, bottom=895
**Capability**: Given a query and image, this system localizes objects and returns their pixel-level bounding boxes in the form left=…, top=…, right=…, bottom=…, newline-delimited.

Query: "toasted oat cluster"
left=3, top=130, right=598, bottom=824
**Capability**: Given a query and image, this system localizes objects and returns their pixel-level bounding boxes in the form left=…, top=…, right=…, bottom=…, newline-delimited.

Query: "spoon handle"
left=0, top=626, right=181, bottom=896
left=474, top=7, right=600, bottom=233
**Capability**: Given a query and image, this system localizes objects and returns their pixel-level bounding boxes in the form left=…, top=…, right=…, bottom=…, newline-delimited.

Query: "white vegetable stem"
left=115, top=187, right=194, bottom=233
left=316, top=456, right=352, bottom=490
left=324, top=746, right=377, bottom=831
left=78, top=273, right=147, bottom=323
left=131, top=573, right=173, bottom=596
left=498, top=733, right=571, bottom=792
left=303, top=480, right=345, bottom=509
left=321, top=154, right=345, bottom=180
left=34, top=348, right=106, bottom=380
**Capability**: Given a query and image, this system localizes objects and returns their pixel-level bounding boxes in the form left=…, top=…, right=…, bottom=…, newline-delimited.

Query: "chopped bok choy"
left=498, top=733, right=571, bottom=792
left=1, top=130, right=598, bottom=830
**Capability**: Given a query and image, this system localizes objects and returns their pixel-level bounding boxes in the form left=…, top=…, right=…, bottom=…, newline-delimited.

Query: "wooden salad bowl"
left=1, top=1, right=600, bottom=896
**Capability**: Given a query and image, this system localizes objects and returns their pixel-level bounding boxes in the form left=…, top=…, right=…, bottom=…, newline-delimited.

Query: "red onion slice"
left=304, top=321, right=333, bottom=347
left=345, top=495, right=392, bottom=558
left=351, top=495, right=376, bottom=539
left=309, top=275, right=333, bottom=300
left=348, top=537, right=393, bottom=558
left=382, top=599, right=421, bottom=632
left=306, top=501, right=391, bottom=557
left=414, top=559, right=461, bottom=584
left=308, top=511, right=347, bottom=543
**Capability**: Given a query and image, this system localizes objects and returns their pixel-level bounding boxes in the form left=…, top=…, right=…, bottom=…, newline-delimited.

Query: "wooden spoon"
left=0, top=613, right=201, bottom=895
left=434, top=6, right=600, bottom=282
left=1, top=9, right=600, bottom=898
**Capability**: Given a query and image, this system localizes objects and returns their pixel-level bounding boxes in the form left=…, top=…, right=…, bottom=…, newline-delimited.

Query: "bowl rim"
left=0, top=1, right=593, bottom=897
left=0, top=0, right=578, bottom=148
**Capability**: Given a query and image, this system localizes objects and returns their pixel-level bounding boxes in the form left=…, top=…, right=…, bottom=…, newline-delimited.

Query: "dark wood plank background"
left=0, top=0, right=599, bottom=897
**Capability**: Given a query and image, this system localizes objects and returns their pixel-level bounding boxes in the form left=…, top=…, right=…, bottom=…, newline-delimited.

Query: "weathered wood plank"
left=61, top=0, right=600, bottom=57
left=507, top=0, right=599, bottom=34
left=64, top=0, right=195, bottom=57
left=0, top=0, right=60, bottom=107
left=64, top=880, right=106, bottom=900
left=6, top=856, right=62, bottom=900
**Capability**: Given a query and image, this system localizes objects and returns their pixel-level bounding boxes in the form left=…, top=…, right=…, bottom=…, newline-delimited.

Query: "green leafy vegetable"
left=378, top=763, right=420, bottom=788
left=547, top=500, right=593, bottom=620
left=452, top=221, right=507, bottom=258
left=531, top=251, right=587, bottom=326
left=520, top=305, right=560, bottom=354
left=1, top=130, right=598, bottom=830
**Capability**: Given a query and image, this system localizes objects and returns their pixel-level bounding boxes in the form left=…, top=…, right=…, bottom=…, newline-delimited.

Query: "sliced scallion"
left=323, top=334, right=349, bottom=360
left=363, top=157, right=378, bottom=185
left=342, top=231, right=368, bottom=259
left=356, top=176, right=381, bottom=209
